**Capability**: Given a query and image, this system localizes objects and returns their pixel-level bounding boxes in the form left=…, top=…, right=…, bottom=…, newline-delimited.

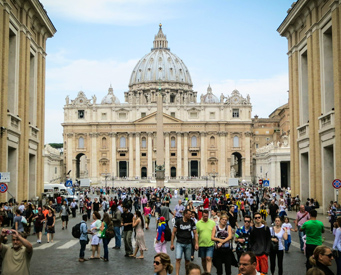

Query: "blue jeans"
left=284, top=234, right=291, bottom=251
left=79, top=239, right=87, bottom=259
left=114, top=226, right=121, bottom=248
left=103, top=237, right=111, bottom=260
left=175, top=242, right=191, bottom=261
left=298, top=226, right=304, bottom=251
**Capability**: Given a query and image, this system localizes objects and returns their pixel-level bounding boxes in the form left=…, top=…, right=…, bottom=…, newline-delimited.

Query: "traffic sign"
left=0, top=172, right=10, bottom=183
left=332, top=179, right=341, bottom=189
left=65, top=179, right=72, bottom=187
left=0, top=183, right=8, bottom=193
left=259, top=179, right=263, bottom=185
left=263, top=180, right=270, bottom=187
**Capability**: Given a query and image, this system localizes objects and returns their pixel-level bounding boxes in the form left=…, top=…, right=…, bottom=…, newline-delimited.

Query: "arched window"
left=171, top=137, right=176, bottom=148
left=102, top=137, right=107, bottom=148
left=141, top=137, right=147, bottom=148
left=120, top=137, right=126, bottom=148
left=78, top=137, right=84, bottom=148
left=233, top=136, right=239, bottom=147
left=191, top=136, right=197, bottom=147
left=210, top=136, right=215, bottom=147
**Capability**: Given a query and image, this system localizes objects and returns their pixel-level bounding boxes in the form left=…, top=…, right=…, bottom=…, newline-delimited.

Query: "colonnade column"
left=183, top=132, right=188, bottom=178
left=244, top=131, right=252, bottom=180
left=165, top=132, right=170, bottom=179
left=135, top=133, right=140, bottom=178
left=200, top=132, right=206, bottom=177
left=66, top=133, right=74, bottom=179
left=219, top=132, right=227, bottom=179
left=177, top=132, right=182, bottom=178
left=129, top=133, right=134, bottom=179
left=90, top=133, right=98, bottom=181
left=147, top=132, right=153, bottom=178
left=226, top=132, right=231, bottom=177
left=110, top=133, right=117, bottom=177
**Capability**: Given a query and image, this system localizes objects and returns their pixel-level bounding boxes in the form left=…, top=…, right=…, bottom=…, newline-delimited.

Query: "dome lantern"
left=152, top=23, right=169, bottom=50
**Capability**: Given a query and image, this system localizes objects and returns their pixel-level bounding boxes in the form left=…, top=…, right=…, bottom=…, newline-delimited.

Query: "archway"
left=171, top=167, right=176, bottom=178
left=230, top=152, right=242, bottom=177
left=190, top=161, right=199, bottom=177
left=119, top=161, right=127, bottom=177
left=76, top=153, right=87, bottom=179
left=141, top=167, right=147, bottom=178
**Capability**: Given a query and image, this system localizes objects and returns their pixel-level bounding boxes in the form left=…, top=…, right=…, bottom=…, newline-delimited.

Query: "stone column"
left=177, top=132, right=182, bottom=178
left=226, top=132, right=231, bottom=177
left=147, top=132, right=153, bottom=178
left=219, top=132, right=227, bottom=179
left=135, top=133, right=140, bottom=178
left=165, top=132, right=170, bottom=178
left=129, top=133, right=134, bottom=179
left=183, top=132, right=189, bottom=178
left=67, top=133, right=74, bottom=179
left=110, top=133, right=117, bottom=177
left=90, top=133, right=98, bottom=181
left=200, top=132, right=206, bottom=177
left=244, top=131, right=252, bottom=180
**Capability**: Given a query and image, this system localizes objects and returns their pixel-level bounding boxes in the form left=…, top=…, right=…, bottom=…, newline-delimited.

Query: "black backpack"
left=164, top=223, right=172, bottom=242
left=72, top=222, right=84, bottom=238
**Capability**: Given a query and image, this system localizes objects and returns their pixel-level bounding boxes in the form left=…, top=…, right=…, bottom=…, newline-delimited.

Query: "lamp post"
left=206, top=176, right=208, bottom=188
left=210, top=172, right=218, bottom=189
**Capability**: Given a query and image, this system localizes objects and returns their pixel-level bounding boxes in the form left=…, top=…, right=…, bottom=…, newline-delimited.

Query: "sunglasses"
left=323, top=253, right=333, bottom=259
left=254, top=216, right=261, bottom=219
left=244, top=220, right=251, bottom=223
left=154, top=261, right=161, bottom=265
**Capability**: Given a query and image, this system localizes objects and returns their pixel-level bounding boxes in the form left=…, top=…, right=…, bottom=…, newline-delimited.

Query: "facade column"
left=226, top=132, right=231, bottom=177
left=147, top=132, right=153, bottom=178
left=219, top=132, right=227, bottom=180
left=129, top=133, right=134, bottom=179
left=200, top=132, right=206, bottom=177
left=183, top=132, right=189, bottom=178
left=90, top=133, right=98, bottom=182
left=177, top=132, right=182, bottom=178
left=67, top=133, right=74, bottom=179
left=135, top=133, right=140, bottom=178
left=244, top=131, right=252, bottom=180
left=165, top=132, right=170, bottom=179
left=110, top=133, right=117, bottom=177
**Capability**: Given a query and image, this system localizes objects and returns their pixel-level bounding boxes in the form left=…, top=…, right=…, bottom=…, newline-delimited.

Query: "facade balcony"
left=117, top=147, right=128, bottom=152
left=29, top=125, right=39, bottom=140
left=7, top=113, right=21, bottom=132
left=297, top=123, right=309, bottom=139
left=189, top=147, right=200, bottom=152
left=318, top=111, right=334, bottom=133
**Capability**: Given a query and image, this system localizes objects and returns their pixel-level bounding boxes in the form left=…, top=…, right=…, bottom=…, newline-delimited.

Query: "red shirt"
left=56, top=196, right=62, bottom=204
left=203, top=198, right=210, bottom=209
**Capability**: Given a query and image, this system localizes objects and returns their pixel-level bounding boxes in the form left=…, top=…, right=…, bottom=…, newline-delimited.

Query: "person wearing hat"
left=33, top=207, right=46, bottom=243
left=155, top=216, right=167, bottom=253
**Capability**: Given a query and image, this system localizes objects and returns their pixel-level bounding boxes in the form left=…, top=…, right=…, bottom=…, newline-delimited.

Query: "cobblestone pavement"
left=26, top=195, right=337, bottom=275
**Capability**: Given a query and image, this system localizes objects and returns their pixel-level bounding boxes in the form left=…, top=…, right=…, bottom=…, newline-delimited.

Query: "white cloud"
left=41, top=0, right=185, bottom=25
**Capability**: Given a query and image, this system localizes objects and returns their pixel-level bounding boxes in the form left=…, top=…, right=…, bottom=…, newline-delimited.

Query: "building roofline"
left=33, top=0, right=57, bottom=37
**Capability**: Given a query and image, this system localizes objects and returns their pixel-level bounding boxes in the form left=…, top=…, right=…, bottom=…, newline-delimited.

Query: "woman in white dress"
left=90, top=211, right=102, bottom=259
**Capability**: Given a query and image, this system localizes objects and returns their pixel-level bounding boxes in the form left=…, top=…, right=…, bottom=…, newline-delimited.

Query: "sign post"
left=332, top=179, right=341, bottom=202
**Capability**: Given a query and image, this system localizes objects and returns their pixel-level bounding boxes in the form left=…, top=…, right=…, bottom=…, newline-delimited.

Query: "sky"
left=41, top=0, right=294, bottom=143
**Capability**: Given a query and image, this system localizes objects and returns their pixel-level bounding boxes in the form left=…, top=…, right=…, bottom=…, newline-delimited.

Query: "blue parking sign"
left=65, top=179, right=72, bottom=187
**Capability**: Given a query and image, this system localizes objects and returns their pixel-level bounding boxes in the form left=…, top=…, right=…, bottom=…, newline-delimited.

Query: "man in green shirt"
left=300, top=209, right=324, bottom=271
left=196, top=210, right=215, bottom=274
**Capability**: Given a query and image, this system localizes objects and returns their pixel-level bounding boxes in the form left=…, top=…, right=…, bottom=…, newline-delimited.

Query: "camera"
left=6, top=230, right=12, bottom=235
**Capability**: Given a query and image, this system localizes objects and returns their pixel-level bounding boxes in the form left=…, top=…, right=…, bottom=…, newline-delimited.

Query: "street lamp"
left=206, top=176, right=208, bottom=188
left=210, top=172, right=218, bottom=189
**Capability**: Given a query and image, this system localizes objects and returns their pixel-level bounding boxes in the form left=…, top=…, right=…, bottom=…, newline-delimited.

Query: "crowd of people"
left=0, top=185, right=339, bottom=274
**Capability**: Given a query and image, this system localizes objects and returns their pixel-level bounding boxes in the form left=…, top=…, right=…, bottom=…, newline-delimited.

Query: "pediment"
left=134, top=112, right=183, bottom=124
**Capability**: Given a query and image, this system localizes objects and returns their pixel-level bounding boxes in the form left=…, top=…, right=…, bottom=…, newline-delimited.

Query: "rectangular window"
left=266, top=137, right=270, bottom=142
left=300, top=49, right=309, bottom=124
left=190, top=112, right=198, bottom=118
left=29, top=51, right=37, bottom=125
left=101, top=113, right=107, bottom=120
left=78, top=110, right=84, bottom=119
left=256, top=144, right=259, bottom=149
left=141, top=112, right=146, bottom=118
left=170, top=112, right=175, bottom=118
left=141, top=153, right=146, bottom=157
left=210, top=112, right=215, bottom=119
left=55, top=167, right=57, bottom=174
left=120, top=153, right=126, bottom=157
left=119, top=113, right=127, bottom=119
left=171, top=153, right=176, bottom=157
left=232, top=109, right=239, bottom=118
left=322, top=25, right=334, bottom=112
left=192, top=153, right=197, bottom=156
left=8, top=28, right=18, bottom=114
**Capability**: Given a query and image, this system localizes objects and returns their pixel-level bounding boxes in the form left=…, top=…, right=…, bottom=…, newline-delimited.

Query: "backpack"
left=314, top=201, right=320, bottom=209
left=164, top=223, right=172, bottom=242
left=72, top=222, right=84, bottom=238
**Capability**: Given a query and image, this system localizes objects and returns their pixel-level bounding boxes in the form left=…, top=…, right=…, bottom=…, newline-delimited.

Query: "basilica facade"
left=62, top=25, right=253, bottom=184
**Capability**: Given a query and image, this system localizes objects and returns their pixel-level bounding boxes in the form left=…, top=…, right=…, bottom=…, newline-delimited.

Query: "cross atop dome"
left=152, top=23, right=169, bottom=50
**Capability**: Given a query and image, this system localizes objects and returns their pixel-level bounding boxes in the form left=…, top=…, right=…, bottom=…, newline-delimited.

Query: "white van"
left=44, top=183, right=68, bottom=194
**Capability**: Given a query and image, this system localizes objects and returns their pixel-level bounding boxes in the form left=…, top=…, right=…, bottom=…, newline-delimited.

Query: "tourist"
left=153, top=252, right=174, bottom=275
left=130, top=210, right=147, bottom=259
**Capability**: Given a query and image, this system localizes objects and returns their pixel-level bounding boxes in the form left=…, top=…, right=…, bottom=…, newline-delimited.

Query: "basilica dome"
left=129, top=25, right=192, bottom=87
left=202, top=85, right=219, bottom=103
left=101, top=85, right=120, bottom=104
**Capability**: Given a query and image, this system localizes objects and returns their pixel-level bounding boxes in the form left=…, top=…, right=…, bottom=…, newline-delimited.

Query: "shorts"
left=198, top=246, right=214, bottom=258
left=256, top=254, right=268, bottom=274
left=61, top=215, right=69, bottom=222
left=175, top=242, right=191, bottom=260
